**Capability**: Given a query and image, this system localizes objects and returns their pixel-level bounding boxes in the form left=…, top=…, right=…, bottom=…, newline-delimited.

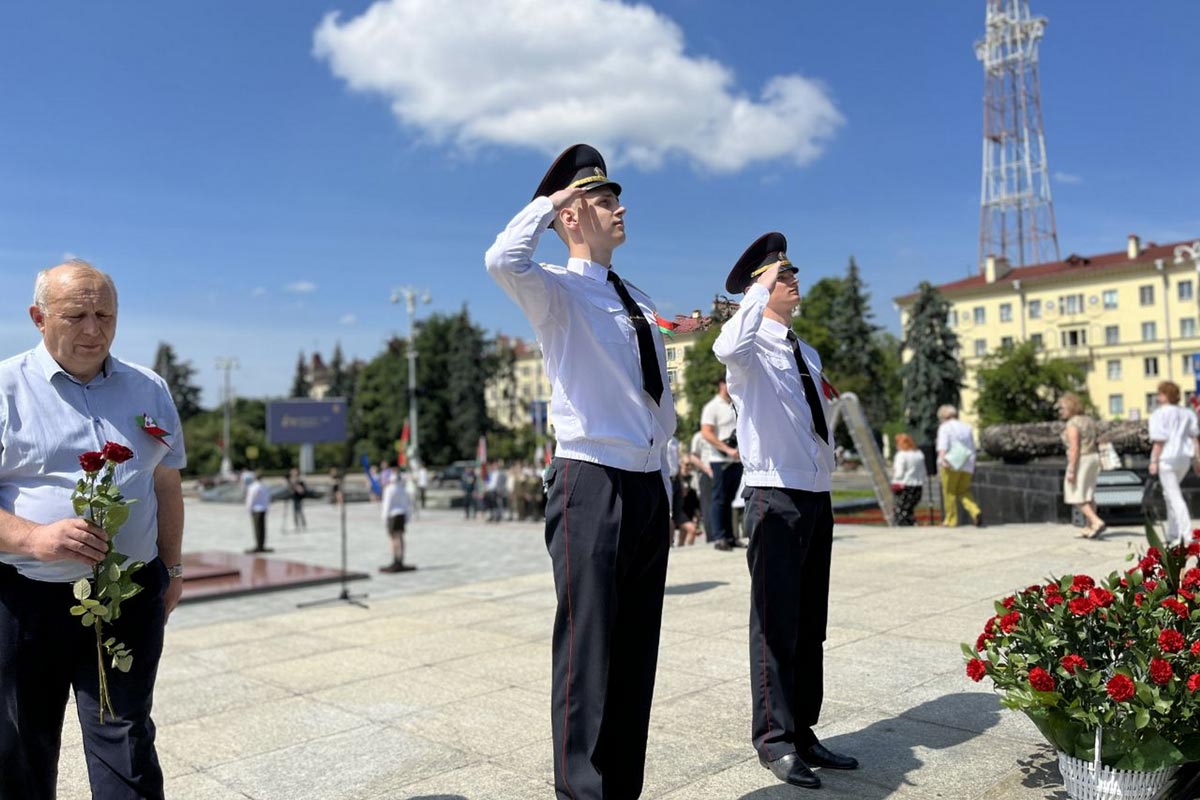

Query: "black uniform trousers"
left=544, top=457, right=671, bottom=800
left=743, top=486, right=833, bottom=763
left=0, top=558, right=169, bottom=800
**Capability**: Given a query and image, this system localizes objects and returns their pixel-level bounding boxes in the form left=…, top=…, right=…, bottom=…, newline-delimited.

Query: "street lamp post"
left=214, top=357, right=239, bottom=477
left=391, top=287, right=431, bottom=465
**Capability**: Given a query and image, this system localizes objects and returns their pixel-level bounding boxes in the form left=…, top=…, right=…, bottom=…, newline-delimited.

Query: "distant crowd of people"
left=459, top=461, right=548, bottom=522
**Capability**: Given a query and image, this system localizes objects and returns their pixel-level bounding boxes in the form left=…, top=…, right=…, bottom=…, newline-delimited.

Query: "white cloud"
left=339, top=313, right=357, bottom=325
left=1054, top=171, right=1082, bottom=185
left=313, top=0, right=843, bottom=173
left=250, top=286, right=267, bottom=298
left=284, top=281, right=318, bottom=294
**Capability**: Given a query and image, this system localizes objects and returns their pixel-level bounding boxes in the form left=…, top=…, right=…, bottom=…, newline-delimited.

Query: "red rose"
left=1150, top=658, right=1174, bottom=685
left=1070, top=575, right=1095, bottom=593
left=1189, top=674, right=1200, bottom=693
left=1061, top=654, right=1088, bottom=674
left=1068, top=596, right=1096, bottom=616
left=1029, top=666, right=1056, bottom=692
left=1002, top=596, right=1016, bottom=609
left=1089, top=588, right=1115, bottom=608
left=1045, top=593, right=1064, bottom=607
left=975, top=632, right=993, bottom=652
left=1106, top=674, right=1136, bottom=702
left=1191, top=641, right=1200, bottom=657
left=966, top=659, right=987, bottom=682
left=78, top=451, right=105, bottom=473
left=100, top=441, right=134, bottom=464
left=1162, top=598, right=1189, bottom=619
left=999, top=611, right=1021, bottom=633
left=1159, top=629, right=1186, bottom=653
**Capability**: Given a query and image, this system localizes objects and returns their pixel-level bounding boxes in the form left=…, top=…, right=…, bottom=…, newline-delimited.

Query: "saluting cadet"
left=713, top=233, right=859, bottom=791
left=485, top=144, right=675, bottom=800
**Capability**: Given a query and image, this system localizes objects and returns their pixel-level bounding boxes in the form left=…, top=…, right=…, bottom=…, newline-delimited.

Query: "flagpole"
left=391, top=287, right=431, bottom=466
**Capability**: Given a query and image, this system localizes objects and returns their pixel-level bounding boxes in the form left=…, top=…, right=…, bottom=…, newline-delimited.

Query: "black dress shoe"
left=714, top=540, right=733, bottom=551
left=803, top=742, right=859, bottom=770
left=974, top=513, right=985, bottom=528
left=760, top=752, right=821, bottom=789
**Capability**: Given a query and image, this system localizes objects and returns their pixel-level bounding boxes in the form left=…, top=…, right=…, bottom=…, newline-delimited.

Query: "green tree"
left=680, top=326, right=723, bottom=435
left=974, top=340, right=1088, bottom=428
left=900, top=282, right=963, bottom=447
left=793, top=277, right=843, bottom=360
left=350, top=338, right=408, bottom=466
left=151, top=342, right=202, bottom=421
left=181, top=398, right=295, bottom=477
left=290, top=351, right=311, bottom=399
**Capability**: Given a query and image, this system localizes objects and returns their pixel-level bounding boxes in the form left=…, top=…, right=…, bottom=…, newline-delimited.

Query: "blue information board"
left=267, top=399, right=348, bottom=444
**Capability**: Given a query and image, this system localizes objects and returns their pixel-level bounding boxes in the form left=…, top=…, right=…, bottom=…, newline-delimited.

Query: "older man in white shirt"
left=714, top=233, right=858, bottom=791
left=486, top=144, right=675, bottom=800
left=0, top=260, right=186, bottom=800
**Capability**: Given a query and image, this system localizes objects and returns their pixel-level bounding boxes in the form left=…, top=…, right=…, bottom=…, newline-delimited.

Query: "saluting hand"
left=548, top=185, right=587, bottom=212
left=756, top=262, right=780, bottom=291
left=24, top=518, right=109, bottom=566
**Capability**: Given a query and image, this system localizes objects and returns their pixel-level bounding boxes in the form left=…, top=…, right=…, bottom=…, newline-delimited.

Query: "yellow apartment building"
left=896, top=235, right=1200, bottom=426
left=486, top=310, right=719, bottom=436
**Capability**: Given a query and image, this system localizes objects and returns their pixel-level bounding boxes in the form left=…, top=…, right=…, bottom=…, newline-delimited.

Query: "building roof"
left=894, top=238, right=1198, bottom=304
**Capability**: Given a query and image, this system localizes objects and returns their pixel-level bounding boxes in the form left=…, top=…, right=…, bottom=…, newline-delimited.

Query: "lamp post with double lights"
left=391, top=287, right=431, bottom=465
left=214, top=357, right=239, bottom=478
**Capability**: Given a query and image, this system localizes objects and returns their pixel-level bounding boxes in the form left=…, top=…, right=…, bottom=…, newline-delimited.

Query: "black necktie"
left=787, top=330, right=829, bottom=443
left=607, top=270, right=664, bottom=404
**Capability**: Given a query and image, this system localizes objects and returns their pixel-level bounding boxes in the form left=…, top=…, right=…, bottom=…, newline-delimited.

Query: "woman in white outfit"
left=1148, top=381, right=1200, bottom=545
left=891, top=433, right=927, bottom=526
left=1057, top=393, right=1106, bottom=538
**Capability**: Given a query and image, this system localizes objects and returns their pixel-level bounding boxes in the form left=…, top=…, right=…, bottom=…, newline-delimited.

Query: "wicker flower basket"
left=1057, top=729, right=1176, bottom=800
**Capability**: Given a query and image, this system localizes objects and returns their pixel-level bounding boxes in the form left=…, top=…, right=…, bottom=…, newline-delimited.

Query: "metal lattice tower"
left=975, top=0, right=1060, bottom=270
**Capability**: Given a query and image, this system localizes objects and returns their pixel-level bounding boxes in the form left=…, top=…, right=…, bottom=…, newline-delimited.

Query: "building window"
left=1185, top=354, right=1196, bottom=375
left=974, top=338, right=987, bottom=357
left=973, top=306, right=986, bottom=325
left=1144, top=356, right=1160, bottom=377
left=1139, top=285, right=1155, bottom=306
left=999, top=303, right=1012, bottom=322
left=1147, top=393, right=1158, bottom=414
left=666, top=347, right=677, bottom=362
left=1030, top=333, right=1043, bottom=349
left=1183, top=318, right=1197, bottom=338
left=1060, top=328, right=1087, bottom=348
left=1106, top=360, right=1122, bottom=380
left=1102, top=290, right=1118, bottom=309
left=1028, top=299, right=1042, bottom=319
left=1181, top=280, right=1194, bottom=302
left=1059, top=293, right=1084, bottom=315
left=1142, top=321, right=1157, bottom=342
left=1104, top=325, right=1120, bottom=345
left=1001, top=336, right=1014, bottom=349
left=1109, top=394, right=1124, bottom=417
left=667, top=369, right=678, bottom=385
left=948, top=309, right=958, bottom=327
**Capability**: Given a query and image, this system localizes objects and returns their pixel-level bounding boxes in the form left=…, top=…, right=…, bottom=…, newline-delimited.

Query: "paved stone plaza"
left=53, top=489, right=1155, bottom=799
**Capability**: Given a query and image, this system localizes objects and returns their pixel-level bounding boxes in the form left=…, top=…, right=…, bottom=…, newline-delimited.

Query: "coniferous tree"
left=152, top=342, right=203, bottom=421
left=900, top=282, right=964, bottom=447
left=290, top=351, right=311, bottom=398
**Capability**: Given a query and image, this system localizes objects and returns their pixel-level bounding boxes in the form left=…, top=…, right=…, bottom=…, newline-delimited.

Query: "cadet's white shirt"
left=485, top=197, right=676, bottom=490
left=245, top=481, right=271, bottom=513
left=712, top=284, right=834, bottom=492
left=1149, top=404, right=1199, bottom=462
left=381, top=478, right=410, bottom=520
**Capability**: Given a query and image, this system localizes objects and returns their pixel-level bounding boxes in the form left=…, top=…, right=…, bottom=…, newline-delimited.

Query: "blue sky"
left=1, top=1, right=1197, bottom=406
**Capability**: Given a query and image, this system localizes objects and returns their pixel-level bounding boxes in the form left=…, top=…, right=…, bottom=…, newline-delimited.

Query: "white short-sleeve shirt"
left=1149, top=404, right=1199, bottom=462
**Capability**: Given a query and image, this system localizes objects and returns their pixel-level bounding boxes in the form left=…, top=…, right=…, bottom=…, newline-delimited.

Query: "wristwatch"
left=166, top=564, right=184, bottom=579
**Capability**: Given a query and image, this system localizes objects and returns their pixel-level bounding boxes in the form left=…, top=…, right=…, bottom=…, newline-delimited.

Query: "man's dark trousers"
left=707, top=460, right=743, bottom=544
left=544, top=457, right=670, bottom=800
left=743, top=487, right=833, bottom=762
left=0, top=558, right=169, bottom=800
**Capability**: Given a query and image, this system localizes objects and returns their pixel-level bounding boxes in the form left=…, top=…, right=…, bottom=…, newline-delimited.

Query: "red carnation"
left=1162, top=598, right=1189, bottom=619
left=1135, top=593, right=1146, bottom=607
left=1189, top=674, right=1200, bottom=693
left=975, top=632, right=993, bottom=652
left=984, top=615, right=998, bottom=634
left=1045, top=593, right=1064, bottom=607
left=1045, top=581, right=1062, bottom=594
left=1061, top=654, right=1088, bottom=674
left=1029, top=666, right=1056, bottom=692
left=1070, top=575, right=1095, bottom=593
left=1023, top=584, right=1043, bottom=595
left=1193, top=528, right=1200, bottom=540
left=1191, top=641, right=1200, bottom=657
left=100, top=441, right=134, bottom=464
left=1182, top=590, right=1197, bottom=602
left=1188, top=543, right=1200, bottom=558
left=1149, top=547, right=1163, bottom=560
left=1089, top=588, right=1115, bottom=608
left=1150, top=658, right=1174, bottom=685
left=1145, top=579, right=1159, bottom=592
left=1107, top=674, right=1136, bottom=702
left=1183, top=569, right=1200, bottom=591
left=1068, top=596, right=1097, bottom=616
left=1159, top=629, right=1186, bottom=653
left=1002, top=596, right=1016, bottom=609
left=999, top=611, right=1021, bottom=633
left=966, top=659, right=987, bottom=682
left=78, top=451, right=105, bottom=473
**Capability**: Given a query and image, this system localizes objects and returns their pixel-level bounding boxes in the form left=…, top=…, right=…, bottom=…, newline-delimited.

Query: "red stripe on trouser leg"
left=559, top=459, right=576, bottom=800
left=757, top=489, right=772, bottom=761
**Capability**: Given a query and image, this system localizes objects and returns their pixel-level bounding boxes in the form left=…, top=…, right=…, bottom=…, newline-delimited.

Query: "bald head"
left=29, top=259, right=119, bottom=383
left=33, top=259, right=118, bottom=311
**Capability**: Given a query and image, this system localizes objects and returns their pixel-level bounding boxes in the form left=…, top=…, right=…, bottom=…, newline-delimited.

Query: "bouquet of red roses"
left=69, top=441, right=145, bottom=723
left=962, top=527, right=1200, bottom=771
